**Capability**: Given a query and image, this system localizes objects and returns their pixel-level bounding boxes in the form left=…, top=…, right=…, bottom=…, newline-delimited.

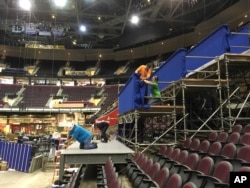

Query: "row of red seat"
left=154, top=142, right=250, bottom=188
left=125, top=123, right=250, bottom=188
left=96, top=157, right=122, bottom=188
left=150, top=125, right=250, bottom=187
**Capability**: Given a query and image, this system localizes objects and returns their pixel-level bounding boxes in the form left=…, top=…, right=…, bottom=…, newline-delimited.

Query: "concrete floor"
left=0, top=169, right=54, bottom=188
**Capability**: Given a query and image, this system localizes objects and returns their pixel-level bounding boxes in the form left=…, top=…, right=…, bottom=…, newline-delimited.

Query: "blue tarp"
left=185, top=24, right=230, bottom=76
left=228, top=25, right=250, bottom=53
left=118, top=73, right=149, bottom=114
left=150, top=48, right=186, bottom=94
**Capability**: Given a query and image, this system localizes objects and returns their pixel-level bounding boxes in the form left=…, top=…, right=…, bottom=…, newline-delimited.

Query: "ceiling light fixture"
left=80, top=25, right=87, bottom=32
left=54, top=0, right=67, bottom=8
left=130, top=15, right=139, bottom=24
left=19, top=0, right=31, bottom=11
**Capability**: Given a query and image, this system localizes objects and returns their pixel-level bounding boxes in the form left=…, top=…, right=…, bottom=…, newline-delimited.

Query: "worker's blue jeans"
left=79, top=137, right=97, bottom=149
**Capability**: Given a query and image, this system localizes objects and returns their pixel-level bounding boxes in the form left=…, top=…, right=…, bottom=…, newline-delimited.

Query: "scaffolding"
left=118, top=52, right=250, bottom=153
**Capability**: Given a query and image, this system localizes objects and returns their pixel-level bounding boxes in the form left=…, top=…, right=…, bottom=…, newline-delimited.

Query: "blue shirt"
left=68, top=124, right=92, bottom=143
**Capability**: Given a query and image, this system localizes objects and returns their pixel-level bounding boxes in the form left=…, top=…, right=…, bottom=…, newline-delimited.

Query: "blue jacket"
left=68, top=124, right=92, bottom=143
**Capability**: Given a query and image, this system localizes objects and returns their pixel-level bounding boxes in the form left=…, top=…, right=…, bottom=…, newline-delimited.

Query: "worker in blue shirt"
left=66, top=123, right=97, bottom=149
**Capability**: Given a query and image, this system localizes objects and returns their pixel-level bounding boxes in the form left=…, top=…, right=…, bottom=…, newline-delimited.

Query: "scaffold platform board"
left=186, top=52, right=250, bottom=79
left=162, top=78, right=228, bottom=95
left=177, top=78, right=227, bottom=86
left=135, top=105, right=183, bottom=114
left=59, top=139, right=134, bottom=180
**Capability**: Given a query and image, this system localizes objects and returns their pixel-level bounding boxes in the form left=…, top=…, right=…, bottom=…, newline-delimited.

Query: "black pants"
left=97, top=122, right=109, bottom=142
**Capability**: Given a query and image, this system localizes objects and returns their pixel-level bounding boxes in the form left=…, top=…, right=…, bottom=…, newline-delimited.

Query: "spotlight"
left=130, top=15, right=139, bottom=24
left=19, top=0, right=31, bottom=11
left=80, top=25, right=87, bottom=32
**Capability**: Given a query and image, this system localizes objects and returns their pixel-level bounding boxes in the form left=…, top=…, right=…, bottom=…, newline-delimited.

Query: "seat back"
left=238, top=166, right=250, bottom=172
left=175, top=150, right=188, bottom=165
left=170, top=148, right=181, bottom=161
left=182, top=182, right=197, bottom=188
left=137, top=155, right=147, bottom=167
left=227, top=132, right=240, bottom=144
left=216, top=132, right=228, bottom=142
left=198, top=139, right=210, bottom=153
left=220, top=142, right=237, bottom=159
left=164, top=146, right=174, bottom=158
left=240, top=133, right=250, bottom=146
left=153, top=167, right=169, bottom=188
left=183, top=138, right=192, bottom=148
left=142, top=158, right=153, bottom=173
left=196, top=156, right=214, bottom=175
left=184, top=153, right=199, bottom=170
left=232, top=124, right=243, bottom=133
left=133, top=152, right=142, bottom=161
left=187, top=157, right=214, bottom=188
left=164, top=174, right=182, bottom=188
left=147, top=162, right=161, bottom=180
left=212, top=161, right=233, bottom=183
left=109, top=177, right=121, bottom=188
left=104, top=157, right=113, bottom=171
left=242, top=124, right=250, bottom=134
left=158, top=145, right=168, bottom=155
left=208, top=141, right=222, bottom=155
left=189, top=139, right=200, bottom=151
left=208, top=131, right=218, bottom=142
left=237, top=145, right=250, bottom=163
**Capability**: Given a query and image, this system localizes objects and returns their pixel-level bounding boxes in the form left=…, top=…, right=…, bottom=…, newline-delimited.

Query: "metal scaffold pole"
left=180, top=80, right=187, bottom=140
left=216, top=56, right=224, bottom=131
left=224, top=56, right=233, bottom=129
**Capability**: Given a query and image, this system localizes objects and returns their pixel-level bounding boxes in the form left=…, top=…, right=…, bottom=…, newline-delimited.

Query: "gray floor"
left=0, top=169, right=54, bottom=188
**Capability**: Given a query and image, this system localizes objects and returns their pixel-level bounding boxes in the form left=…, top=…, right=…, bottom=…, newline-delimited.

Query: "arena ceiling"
left=0, top=0, right=247, bottom=51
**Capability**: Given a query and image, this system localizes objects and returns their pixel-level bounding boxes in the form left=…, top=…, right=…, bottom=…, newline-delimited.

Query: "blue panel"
left=12, top=143, right=18, bottom=170
left=151, top=48, right=186, bottom=92
left=1, top=142, right=7, bottom=160
left=118, top=75, right=135, bottom=114
left=14, top=143, right=21, bottom=171
left=229, top=25, right=250, bottom=53
left=0, top=142, right=32, bottom=172
left=22, top=145, right=28, bottom=172
left=8, top=143, right=14, bottom=169
left=185, top=25, right=230, bottom=75
left=5, top=142, right=10, bottom=163
left=118, top=73, right=149, bottom=114
left=23, top=145, right=32, bottom=172
left=17, top=144, right=25, bottom=171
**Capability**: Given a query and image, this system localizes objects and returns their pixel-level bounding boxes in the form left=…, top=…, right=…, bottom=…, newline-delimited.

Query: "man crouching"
left=66, top=123, right=97, bottom=149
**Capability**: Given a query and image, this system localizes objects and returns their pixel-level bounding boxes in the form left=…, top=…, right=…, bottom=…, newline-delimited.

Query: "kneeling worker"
left=66, top=123, right=97, bottom=149
left=94, top=120, right=110, bottom=143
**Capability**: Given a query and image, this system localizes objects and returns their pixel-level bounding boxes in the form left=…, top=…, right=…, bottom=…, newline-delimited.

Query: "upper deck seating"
left=22, top=85, right=59, bottom=107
